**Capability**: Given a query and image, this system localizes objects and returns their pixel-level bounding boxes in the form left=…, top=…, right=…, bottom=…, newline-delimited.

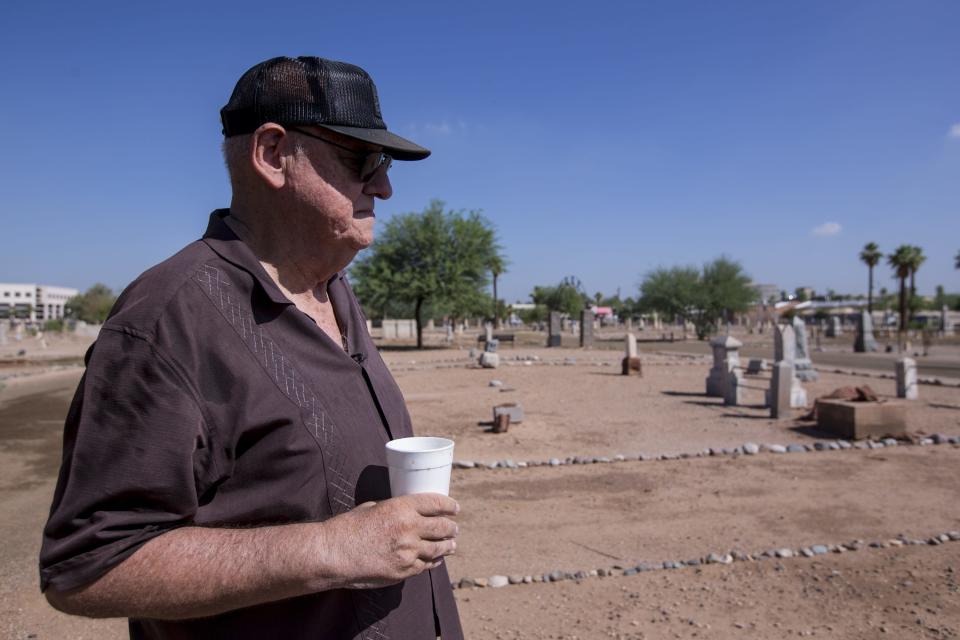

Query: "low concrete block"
left=816, top=399, right=909, bottom=440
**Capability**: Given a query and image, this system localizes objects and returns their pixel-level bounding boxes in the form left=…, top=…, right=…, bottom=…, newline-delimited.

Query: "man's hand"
left=319, top=493, right=460, bottom=590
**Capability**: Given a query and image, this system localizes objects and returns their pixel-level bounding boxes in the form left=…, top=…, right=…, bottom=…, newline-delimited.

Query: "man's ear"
left=250, top=123, right=289, bottom=190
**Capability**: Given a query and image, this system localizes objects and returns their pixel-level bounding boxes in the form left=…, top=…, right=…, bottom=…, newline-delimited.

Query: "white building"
left=0, top=283, right=78, bottom=321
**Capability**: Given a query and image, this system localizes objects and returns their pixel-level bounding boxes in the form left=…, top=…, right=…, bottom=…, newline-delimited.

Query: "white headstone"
left=625, top=333, right=637, bottom=359
left=896, top=358, right=918, bottom=400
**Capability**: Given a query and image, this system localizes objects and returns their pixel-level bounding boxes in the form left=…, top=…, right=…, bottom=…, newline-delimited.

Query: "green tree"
left=488, top=253, right=508, bottom=327
left=350, top=200, right=504, bottom=349
left=639, top=257, right=754, bottom=339
left=859, top=242, right=882, bottom=314
left=530, top=277, right=588, bottom=318
left=906, top=245, right=926, bottom=323
left=887, top=245, right=912, bottom=337
left=794, top=287, right=809, bottom=302
left=934, top=285, right=946, bottom=309
left=66, top=284, right=116, bottom=324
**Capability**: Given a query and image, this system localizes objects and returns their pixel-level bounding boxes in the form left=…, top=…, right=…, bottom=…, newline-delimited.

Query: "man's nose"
left=364, top=169, right=393, bottom=200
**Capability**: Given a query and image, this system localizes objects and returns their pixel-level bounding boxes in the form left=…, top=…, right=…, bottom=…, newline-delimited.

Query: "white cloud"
left=949, top=123, right=960, bottom=139
left=424, top=121, right=453, bottom=135
left=811, top=222, right=842, bottom=237
left=404, top=120, right=468, bottom=136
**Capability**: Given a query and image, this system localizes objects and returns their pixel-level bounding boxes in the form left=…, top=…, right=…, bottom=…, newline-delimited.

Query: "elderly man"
left=40, top=56, right=463, bottom=639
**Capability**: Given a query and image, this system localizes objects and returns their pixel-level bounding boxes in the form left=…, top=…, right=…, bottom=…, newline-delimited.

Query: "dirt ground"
left=1, top=335, right=959, bottom=639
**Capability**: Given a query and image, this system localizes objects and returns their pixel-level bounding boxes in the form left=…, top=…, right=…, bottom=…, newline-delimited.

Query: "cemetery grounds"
left=1, top=329, right=959, bottom=639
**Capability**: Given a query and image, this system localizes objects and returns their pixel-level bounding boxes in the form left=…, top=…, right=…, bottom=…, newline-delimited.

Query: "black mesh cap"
left=220, top=56, right=430, bottom=161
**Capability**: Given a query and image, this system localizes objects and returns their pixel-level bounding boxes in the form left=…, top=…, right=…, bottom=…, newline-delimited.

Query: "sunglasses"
left=289, top=128, right=392, bottom=183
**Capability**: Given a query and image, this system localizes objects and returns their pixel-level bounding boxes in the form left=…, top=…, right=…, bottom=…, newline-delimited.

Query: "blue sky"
left=2, top=0, right=958, bottom=303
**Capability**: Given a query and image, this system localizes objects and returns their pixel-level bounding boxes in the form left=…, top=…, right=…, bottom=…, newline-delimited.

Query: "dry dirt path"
left=445, top=446, right=960, bottom=581
left=455, top=543, right=960, bottom=639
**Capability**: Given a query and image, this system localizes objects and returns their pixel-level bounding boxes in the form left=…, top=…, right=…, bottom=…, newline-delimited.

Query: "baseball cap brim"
left=319, top=125, right=431, bottom=161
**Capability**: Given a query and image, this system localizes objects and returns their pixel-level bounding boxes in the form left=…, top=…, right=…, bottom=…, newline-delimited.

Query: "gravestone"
left=745, top=358, right=768, bottom=374
left=445, top=324, right=454, bottom=343
left=485, top=338, right=499, bottom=353
left=705, top=335, right=742, bottom=397
left=0, top=322, right=6, bottom=346
left=625, top=333, right=637, bottom=359
left=770, top=324, right=807, bottom=408
left=769, top=361, right=794, bottom=419
left=485, top=322, right=494, bottom=344
left=792, top=316, right=818, bottom=381
left=427, top=318, right=435, bottom=330
left=854, top=310, right=878, bottom=353
left=942, top=305, right=952, bottom=336
left=479, top=352, right=500, bottom=368
left=895, top=357, right=918, bottom=400
left=724, top=369, right=743, bottom=406
left=382, top=319, right=416, bottom=339
left=365, top=319, right=373, bottom=335
left=547, top=311, right=562, bottom=347
left=826, top=316, right=842, bottom=338
left=580, top=309, right=594, bottom=348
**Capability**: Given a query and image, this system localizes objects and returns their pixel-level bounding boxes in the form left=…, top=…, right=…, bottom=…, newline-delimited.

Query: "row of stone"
left=450, top=530, right=960, bottom=590
left=451, top=434, right=960, bottom=470
left=823, top=366, right=960, bottom=388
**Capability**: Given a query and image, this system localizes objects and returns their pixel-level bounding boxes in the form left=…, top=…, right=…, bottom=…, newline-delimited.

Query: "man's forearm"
left=45, top=494, right=459, bottom=621
left=46, top=522, right=336, bottom=620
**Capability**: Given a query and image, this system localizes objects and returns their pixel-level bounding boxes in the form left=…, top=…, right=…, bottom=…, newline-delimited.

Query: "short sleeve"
left=39, top=328, right=218, bottom=592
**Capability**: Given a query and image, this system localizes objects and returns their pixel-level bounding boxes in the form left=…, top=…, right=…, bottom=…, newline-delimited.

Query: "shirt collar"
left=202, top=209, right=349, bottom=306
left=200, top=209, right=292, bottom=306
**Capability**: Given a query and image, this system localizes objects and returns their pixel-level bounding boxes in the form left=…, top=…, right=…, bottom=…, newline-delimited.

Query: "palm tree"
left=887, top=245, right=913, bottom=341
left=859, top=242, right=882, bottom=314
left=906, top=245, right=926, bottom=324
left=488, top=254, right=506, bottom=328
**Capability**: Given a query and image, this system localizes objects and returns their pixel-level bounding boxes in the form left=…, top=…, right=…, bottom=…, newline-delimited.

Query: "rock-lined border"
left=818, top=366, right=960, bottom=388
left=388, top=354, right=710, bottom=373
left=450, top=530, right=960, bottom=590
left=386, top=354, right=960, bottom=388
left=452, top=434, right=960, bottom=471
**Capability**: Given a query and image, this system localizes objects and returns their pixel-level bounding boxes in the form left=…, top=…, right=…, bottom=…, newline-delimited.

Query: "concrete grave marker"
left=724, top=369, right=743, bottom=406
left=826, top=317, right=842, bottom=338
left=625, top=333, right=637, bottom=358
left=547, top=311, right=561, bottom=347
left=895, top=357, right=918, bottom=400
left=705, top=335, right=741, bottom=397
left=769, top=361, right=793, bottom=419
left=745, top=358, right=768, bottom=374
left=854, top=310, right=878, bottom=353
left=792, top=316, right=818, bottom=381
left=580, top=309, right=594, bottom=348
left=771, top=323, right=807, bottom=408
left=479, top=352, right=500, bottom=368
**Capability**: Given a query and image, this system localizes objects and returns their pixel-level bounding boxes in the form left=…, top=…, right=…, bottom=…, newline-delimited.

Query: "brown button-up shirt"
left=40, top=210, right=463, bottom=640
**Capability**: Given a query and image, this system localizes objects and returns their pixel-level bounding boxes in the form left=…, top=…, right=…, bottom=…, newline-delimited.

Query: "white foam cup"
left=385, top=437, right=455, bottom=496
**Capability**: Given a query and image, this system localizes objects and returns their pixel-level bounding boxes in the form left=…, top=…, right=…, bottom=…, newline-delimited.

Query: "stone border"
left=452, top=435, right=960, bottom=471
left=817, top=366, right=960, bottom=388
left=450, top=530, right=960, bottom=590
